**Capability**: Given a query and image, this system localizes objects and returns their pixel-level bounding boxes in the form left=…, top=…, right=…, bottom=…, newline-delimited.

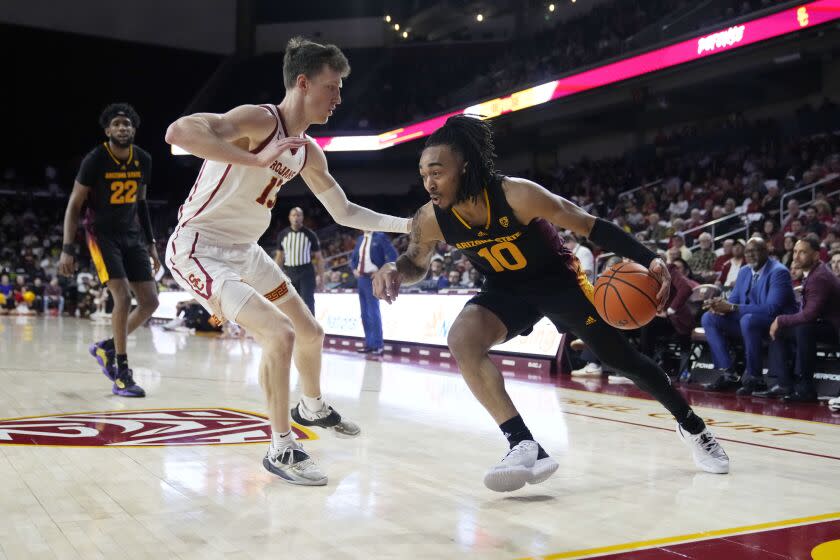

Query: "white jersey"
left=175, top=104, right=307, bottom=244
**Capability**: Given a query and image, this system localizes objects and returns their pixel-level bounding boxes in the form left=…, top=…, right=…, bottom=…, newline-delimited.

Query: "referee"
left=274, top=207, right=323, bottom=314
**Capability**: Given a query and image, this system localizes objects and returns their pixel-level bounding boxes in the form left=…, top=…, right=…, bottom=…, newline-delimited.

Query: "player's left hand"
left=149, top=244, right=161, bottom=275
left=648, top=258, right=671, bottom=311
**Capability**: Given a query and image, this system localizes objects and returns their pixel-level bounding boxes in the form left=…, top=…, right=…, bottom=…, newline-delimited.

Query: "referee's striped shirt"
left=277, top=226, right=320, bottom=266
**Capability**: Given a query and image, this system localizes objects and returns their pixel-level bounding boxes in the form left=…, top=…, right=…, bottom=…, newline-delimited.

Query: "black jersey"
left=433, top=175, right=580, bottom=289
left=76, top=143, right=152, bottom=235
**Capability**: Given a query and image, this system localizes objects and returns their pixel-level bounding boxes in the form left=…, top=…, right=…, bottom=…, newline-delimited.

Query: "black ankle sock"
left=680, top=410, right=706, bottom=435
left=102, top=338, right=115, bottom=352
left=499, top=415, right=548, bottom=459
left=116, top=354, right=129, bottom=370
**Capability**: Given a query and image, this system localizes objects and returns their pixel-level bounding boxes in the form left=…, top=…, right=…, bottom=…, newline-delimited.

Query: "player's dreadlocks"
left=99, top=103, right=141, bottom=129
left=425, top=115, right=497, bottom=204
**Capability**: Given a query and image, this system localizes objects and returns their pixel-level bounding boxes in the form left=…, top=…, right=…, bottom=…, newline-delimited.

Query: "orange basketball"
left=592, top=262, right=661, bottom=329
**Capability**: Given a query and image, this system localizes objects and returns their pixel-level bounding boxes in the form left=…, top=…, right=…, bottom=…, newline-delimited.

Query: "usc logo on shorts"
left=188, top=273, right=206, bottom=292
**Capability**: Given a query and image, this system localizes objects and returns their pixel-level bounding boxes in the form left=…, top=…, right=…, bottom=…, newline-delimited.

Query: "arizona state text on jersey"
left=76, top=143, right=152, bottom=234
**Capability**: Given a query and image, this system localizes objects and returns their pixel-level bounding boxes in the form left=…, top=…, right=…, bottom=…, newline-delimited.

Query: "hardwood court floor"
left=0, top=316, right=838, bottom=559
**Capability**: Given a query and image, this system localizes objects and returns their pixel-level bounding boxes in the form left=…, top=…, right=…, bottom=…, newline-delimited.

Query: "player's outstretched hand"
left=58, top=253, right=76, bottom=277
left=373, top=263, right=402, bottom=304
left=648, top=258, right=671, bottom=311
left=255, top=136, right=309, bottom=167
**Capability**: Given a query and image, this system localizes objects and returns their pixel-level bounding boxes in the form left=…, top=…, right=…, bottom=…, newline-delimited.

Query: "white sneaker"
left=571, top=362, right=603, bottom=376
left=262, top=441, right=327, bottom=486
left=677, top=425, right=730, bottom=474
left=291, top=402, right=361, bottom=438
left=162, top=317, right=185, bottom=331
left=828, top=397, right=840, bottom=412
left=483, top=441, right=558, bottom=492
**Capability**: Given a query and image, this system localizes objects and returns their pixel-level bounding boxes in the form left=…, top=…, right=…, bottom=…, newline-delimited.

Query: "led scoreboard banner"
left=312, top=2, right=840, bottom=152
left=171, top=2, right=840, bottom=156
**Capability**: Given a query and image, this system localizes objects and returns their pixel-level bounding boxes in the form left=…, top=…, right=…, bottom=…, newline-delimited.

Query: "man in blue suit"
left=351, top=231, right=398, bottom=355
left=701, top=237, right=797, bottom=394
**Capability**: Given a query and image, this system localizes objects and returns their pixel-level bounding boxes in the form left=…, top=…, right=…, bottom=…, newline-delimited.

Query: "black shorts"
left=467, top=271, right=601, bottom=342
left=85, top=229, right=153, bottom=284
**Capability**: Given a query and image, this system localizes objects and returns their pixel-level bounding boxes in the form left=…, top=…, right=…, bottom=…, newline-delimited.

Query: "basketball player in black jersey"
left=373, top=116, right=729, bottom=491
left=59, top=103, right=160, bottom=397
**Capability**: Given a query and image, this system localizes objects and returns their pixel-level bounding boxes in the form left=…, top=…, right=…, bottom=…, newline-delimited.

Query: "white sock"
left=271, top=429, right=294, bottom=450
left=301, top=394, right=324, bottom=413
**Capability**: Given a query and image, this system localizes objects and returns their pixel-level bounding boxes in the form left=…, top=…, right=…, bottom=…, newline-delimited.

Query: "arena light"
left=309, top=1, right=840, bottom=152
left=394, top=23, right=400, bottom=31
left=385, top=15, right=391, bottom=23
left=476, top=14, right=484, bottom=22
left=549, top=4, right=556, bottom=12
left=170, top=1, right=840, bottom=156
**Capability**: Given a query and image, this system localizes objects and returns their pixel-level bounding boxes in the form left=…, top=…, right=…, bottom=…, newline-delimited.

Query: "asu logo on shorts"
left=0, top=408, right=315, bottom=447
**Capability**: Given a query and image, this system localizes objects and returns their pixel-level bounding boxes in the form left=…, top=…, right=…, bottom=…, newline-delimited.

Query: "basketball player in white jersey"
left=164, top=37, right=411, bottom=486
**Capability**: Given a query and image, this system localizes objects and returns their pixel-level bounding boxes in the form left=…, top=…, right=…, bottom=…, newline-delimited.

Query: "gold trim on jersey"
left=103, top=142, right=134, bottom=167
left=451, top=189, right=492, bottom=231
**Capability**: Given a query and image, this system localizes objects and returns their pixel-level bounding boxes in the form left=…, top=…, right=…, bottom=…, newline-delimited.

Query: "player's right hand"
left=373, top=263, right=401, bottom=304
left=58, top=252, right=76, bottom=276
left=255, top=136, right=309, bottom=167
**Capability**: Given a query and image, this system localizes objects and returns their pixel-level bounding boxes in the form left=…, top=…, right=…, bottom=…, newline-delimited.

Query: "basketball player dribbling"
left=164, top=37, right=411, bottom=486
left=373, top=116, right=729, bottom=492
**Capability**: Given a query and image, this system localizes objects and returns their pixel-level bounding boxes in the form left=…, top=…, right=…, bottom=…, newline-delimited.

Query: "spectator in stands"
left=761, top=184, right=782, bottom=221
left=668, top=194, right=688, bottom=218
left=669, top=234, right=692, bottom=262
left=418, top=256, right=448, bottom=292
left=464, top=268, right=483, bottom=289
left=685, top=208, right=704, bottom=232
left=351, top=230, right=397, bottom=355
left=717, top=239, right=745, bottom=292
left=446, top=270, right=462, bottom=289
left=760, top=218, right=784, bottom=255
left=830, top=251, right=840, bottom=278
left=643, top=213, right=669, bottom=244
left=689, top=233, right=717, bottom=283
left=30, top=277, right=45, bottom=313
left=713, top=239, right=733, bottom=272
left=323, top=270, right=341, bottom=290
left=757, top=237, right=840, bottom=401
left=702, top=237, right=798, bottom=394
left=782, top=199, right=802, bottom=231
left=44, top=276, right=64, bottom=314
left=803, top=206, right=827, bottom=238
left=563, top=232, right=595, bottom=283
left=639, top=261, right=698, bottom=360
left=780, top=234, right=796, bottom=268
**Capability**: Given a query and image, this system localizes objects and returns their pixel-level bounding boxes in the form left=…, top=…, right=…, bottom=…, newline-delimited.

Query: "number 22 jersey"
left=76, top=142, right=152, bottom=235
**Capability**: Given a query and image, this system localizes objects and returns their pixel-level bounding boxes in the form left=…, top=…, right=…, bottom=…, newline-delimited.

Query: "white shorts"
left=165, top=228, right=296, bottom=323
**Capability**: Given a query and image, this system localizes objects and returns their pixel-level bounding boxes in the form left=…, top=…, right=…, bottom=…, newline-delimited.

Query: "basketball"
left=593, top=262, right=661, bottom=329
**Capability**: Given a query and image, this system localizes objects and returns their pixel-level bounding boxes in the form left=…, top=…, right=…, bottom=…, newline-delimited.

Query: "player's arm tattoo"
left=395, top=209, right=434, bottom=285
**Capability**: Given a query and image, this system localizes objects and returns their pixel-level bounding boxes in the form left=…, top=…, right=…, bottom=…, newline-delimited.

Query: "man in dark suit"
left=351, top=231, right=398, bottom=355
left=702, top=237, right=798, bottom=394
left=757, top=237, right=840, bottom=401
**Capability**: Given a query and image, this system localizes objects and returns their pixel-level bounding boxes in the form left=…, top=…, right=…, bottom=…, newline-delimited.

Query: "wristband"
left=62, top=244, right=77, bottom=257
